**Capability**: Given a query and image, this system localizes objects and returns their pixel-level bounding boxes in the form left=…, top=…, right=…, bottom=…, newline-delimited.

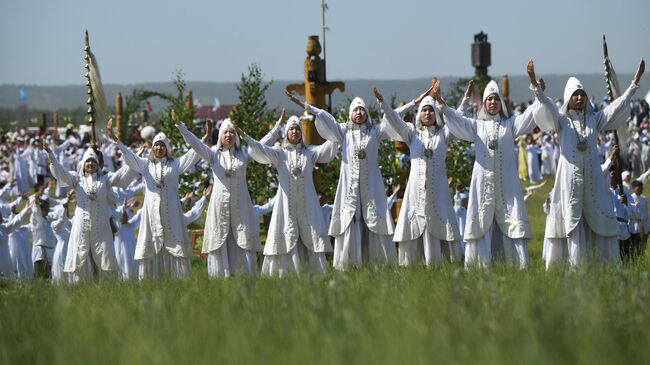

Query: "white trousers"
left=261, top=240, right=328, bottom=278
left=207, top=231, right=257, bottom=279
left=544, top=218, right=619, bottom=270
left=138, top=249, right=191, bottom=280
left=464, top=220, right=529, bottom=269
left=333, top=211, right=397, bottom=271
left=398, top=228, right=458, bottom=267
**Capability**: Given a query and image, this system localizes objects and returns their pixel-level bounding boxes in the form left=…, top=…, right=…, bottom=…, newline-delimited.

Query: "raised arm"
left=456, top=80, right=475, bottom=117
left=597, top=59, right=644, bottom=132
left=43, top=141, right=75, bottom=188
left=167, top=111, right=202, bottom=174
left=311, top=140, right=339, bottom=164
left=107, top=118, right=148, bottom=174
left=514, top=60, right=553, bottom=137
left=237, top=125, right=282, bottom=166
left=287, top=89, right=345, bottom=144
left=255, top=196, right=275, bottom=216
left=376, top=88, right=413, bottom=144
left=5, top=201, right=32, bottom=231
left=431, top=80, right=477, bottom=142
left=177, top=121, right=216, bottom=164
left=183, top=196, right=207, bottom=226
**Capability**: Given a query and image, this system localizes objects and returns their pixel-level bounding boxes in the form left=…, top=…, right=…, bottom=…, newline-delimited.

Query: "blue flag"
left=19, top=87, right=28, bottom=101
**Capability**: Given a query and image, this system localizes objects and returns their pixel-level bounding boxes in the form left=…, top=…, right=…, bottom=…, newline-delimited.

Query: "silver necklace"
left=570, top=111, right=589, bottom=152
left=84, top=174, right=98, bottom=201
left=351, top=124, right=367, bottom=160
left=223, top=149, right=235, bottom=178
left=154, top=159, right=166, bottom=190
left=422, top=125, right=438, bottom=158
left=288, top=146, right=302, bottom=177
left=488, top=119, right=499, bottom=150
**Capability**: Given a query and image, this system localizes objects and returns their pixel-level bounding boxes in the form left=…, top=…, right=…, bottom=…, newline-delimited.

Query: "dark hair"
left=631, top=180, right=643, bottom=189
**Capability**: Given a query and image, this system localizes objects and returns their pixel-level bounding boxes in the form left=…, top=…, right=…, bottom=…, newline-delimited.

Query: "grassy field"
left=1, top=178, right=650, bottom=365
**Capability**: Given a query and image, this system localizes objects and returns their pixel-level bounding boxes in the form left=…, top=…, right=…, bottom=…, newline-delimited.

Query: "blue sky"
left=0, top=0, right=648, bottom=85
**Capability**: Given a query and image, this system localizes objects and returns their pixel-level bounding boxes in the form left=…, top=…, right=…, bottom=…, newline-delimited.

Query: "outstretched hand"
left=609, top=144, right=620, bottom=160
left=233, top=123, right=245, bottom=137
left=285, top=90, right=305, bottom=108
left=276, top=109, right=286, bottom=126
left=40, top=139, right=51, bottom=154
left=415, top=85, right=434, bottom=104
left=373, top=87, right=384, bottom=103
left=464, top=80, right=474, bottom=98
left=203, top=185, right=213, bottom=197
left=137, top=145, right=147, bottom=157
left=204, top=120, right=213, bottom=140
left=171, top=109, right=180, bottom=125
left=634, top=59, right=645, bottom=85
left=527, top=59, right=538, bottom=88
left=107, top=118, right=118, bottom=142
left=392, top=183, right=401, bottom=195
left=431, top=79, right=443, bottom=103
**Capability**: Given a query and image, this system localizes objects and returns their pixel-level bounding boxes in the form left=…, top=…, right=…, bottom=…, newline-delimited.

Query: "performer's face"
left=84, top=158, right=98, bottom=174
left=420, top=105, right=436, bottom=126
left=221, top=128, right=236, bottom=148
left=153, top=141, right=167, bottom=158
left=286, top=124, right=302, bottom=145
left=484, top=94, right=502, bottom=115
left=569, top=90, right=587, bottom=110
left=351, top=106, right=367, bottom=124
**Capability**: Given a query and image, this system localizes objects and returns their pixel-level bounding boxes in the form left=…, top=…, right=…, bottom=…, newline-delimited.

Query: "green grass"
left=1, top=177, right=650, bottom=364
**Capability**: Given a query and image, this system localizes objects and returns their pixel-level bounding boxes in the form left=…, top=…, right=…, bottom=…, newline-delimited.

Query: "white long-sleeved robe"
left=113, top=209, right=141, bottom=281
left=244, top=135, right=337, bottom=256
left=534, top=83, right=639, bottom=239
left=116, top=141, right=200, bottom=260
left=1, top=206, right=30, bottom=279
left=50, top=203, right=71, bottom=282
left=177, top=122, right=276, bottom=255
left=438, top=89, right=546, bottom=241
left=306, top=104, right=394, bottom=237
left=381, top=99, right=460, bottom=243
left=49, top=156, right=131, bottom=273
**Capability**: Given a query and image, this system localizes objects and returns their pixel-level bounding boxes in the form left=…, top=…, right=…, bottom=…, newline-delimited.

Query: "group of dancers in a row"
left=1, top=59, right=646, bottom=282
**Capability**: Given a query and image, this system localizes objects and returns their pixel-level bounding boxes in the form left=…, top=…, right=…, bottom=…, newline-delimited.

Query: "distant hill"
left=0, top=73, right=645, bottom=113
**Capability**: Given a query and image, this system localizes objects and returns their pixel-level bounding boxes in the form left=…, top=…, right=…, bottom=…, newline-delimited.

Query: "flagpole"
left=84, top=30, right=97, bottom=148
left=603, top=34, right=625, bottom=197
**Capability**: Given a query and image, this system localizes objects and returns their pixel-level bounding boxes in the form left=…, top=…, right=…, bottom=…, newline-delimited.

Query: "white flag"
left=212, top=97, right=221, bottom=112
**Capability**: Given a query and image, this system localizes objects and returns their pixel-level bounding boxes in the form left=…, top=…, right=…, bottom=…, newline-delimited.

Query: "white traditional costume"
left=306, top=98, right=397, bottom=270
left=244, top=116, right=337, bottom=276
left=381, top=97, right=461, bottom=266
left=535, top=77, right=639, bottom=267
left=49, top=147, right=132, bottom=282
left=437, top=81, right=548, bottom=268
left=177, top=120, right=276, bottom=278
left=115, top=132, right=200, bottom=280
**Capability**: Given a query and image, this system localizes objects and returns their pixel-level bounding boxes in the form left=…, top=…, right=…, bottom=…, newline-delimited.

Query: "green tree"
left=151, top=70, right=209, bottom=196
left=229, top=64, right=278, bottom=204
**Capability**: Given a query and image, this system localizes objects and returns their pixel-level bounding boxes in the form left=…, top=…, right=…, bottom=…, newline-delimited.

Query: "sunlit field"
left=1, top=178, right=649, bottom=365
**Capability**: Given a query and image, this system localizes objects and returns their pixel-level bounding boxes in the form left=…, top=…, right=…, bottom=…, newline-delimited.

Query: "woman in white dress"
left=176, top=115, right=279, bottom=278
left=535, top=59, right=645, bottom=268
left=237, top=115, right=338, bottom=276
left=286, top=91, right=397, bottom=270
left=107, top=113, right=200, bottom=280
left=0, top=200, right=33, bottom=279
left=376, top=87, right=461, bottom=266
left=50, top=192, right=73, bottom=283
left=430, top=60, right=551, bottom=269
left=44, top=144, right=130, bottom=282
